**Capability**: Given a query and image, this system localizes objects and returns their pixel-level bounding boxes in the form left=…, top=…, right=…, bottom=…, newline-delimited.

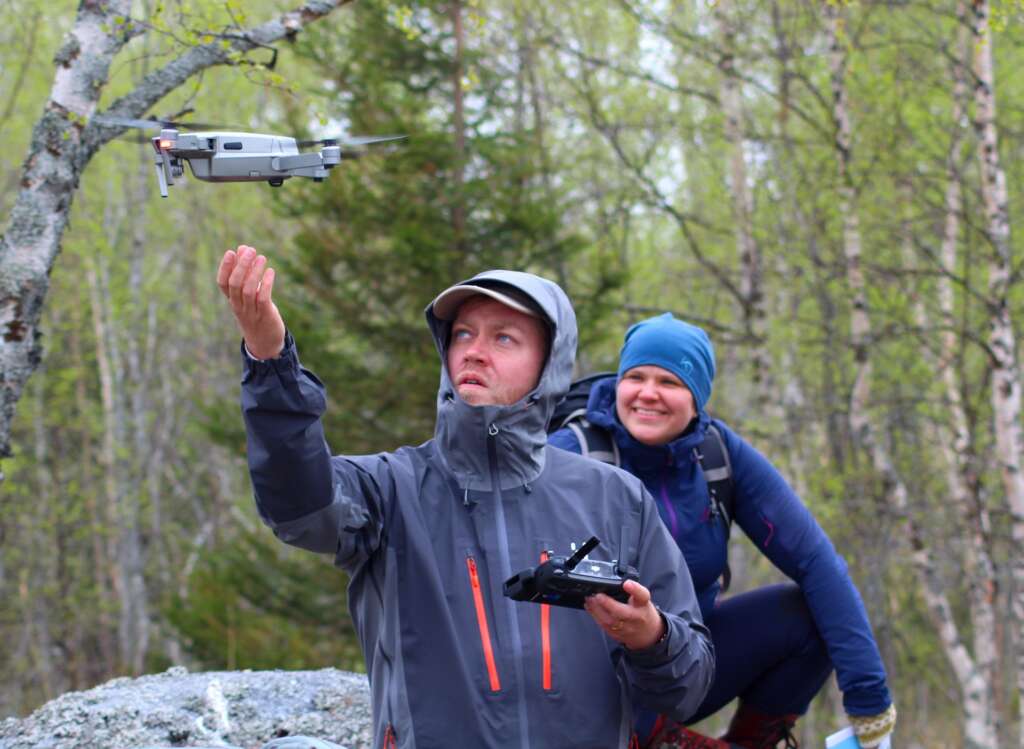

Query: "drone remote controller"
left=503, top=535, right=639, bottom=610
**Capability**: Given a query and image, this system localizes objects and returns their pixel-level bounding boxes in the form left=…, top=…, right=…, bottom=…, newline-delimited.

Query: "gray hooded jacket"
left=241, top=270, right=714, bottom=749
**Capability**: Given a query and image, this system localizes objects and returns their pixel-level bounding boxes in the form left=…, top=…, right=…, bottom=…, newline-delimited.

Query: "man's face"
left=446, top=296, right=549, bottom=406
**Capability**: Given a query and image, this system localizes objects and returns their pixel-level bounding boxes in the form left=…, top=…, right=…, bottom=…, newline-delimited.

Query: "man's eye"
left=453, top=329, right=471, bottom=340
left=497, top=333, right=514, bottom=344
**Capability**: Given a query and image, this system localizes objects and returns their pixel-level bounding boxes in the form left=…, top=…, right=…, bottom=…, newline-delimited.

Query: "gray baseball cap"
left=430, top=280, right=544, bottom=321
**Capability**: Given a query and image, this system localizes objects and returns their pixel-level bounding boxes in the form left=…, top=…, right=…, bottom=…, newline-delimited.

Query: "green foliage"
left=165, top=525, right=363, bottom=672
left=270, top=0, right=623, bottom=451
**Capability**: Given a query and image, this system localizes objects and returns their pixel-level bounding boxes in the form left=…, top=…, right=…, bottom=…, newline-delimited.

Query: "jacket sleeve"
left=240, top=335, right=386, bottom=571
left=721, top=422, right=892, bottom=716
left=617, top=479, right=716, bottom=722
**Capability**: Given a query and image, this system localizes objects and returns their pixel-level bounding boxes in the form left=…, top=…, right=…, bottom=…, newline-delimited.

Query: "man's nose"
left=463, top=339, right=488, bottom=362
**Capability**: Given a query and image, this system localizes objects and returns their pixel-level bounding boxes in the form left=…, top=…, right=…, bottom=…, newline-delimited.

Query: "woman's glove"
left=849, top=703, right=897, bottom=747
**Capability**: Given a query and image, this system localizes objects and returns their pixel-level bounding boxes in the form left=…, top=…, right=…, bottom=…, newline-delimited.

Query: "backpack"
left=548, top=373, right=737, bottom=591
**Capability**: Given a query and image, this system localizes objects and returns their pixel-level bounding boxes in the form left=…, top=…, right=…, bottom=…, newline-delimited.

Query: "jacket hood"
left=425, top=270, right=578, bottom=489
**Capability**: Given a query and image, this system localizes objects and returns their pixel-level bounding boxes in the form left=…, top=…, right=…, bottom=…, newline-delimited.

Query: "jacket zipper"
left=540, top=550, right=552, bottom=691
left=466, top=555, right=502, bottom=691
left=487, top=425, right=530, bottom=749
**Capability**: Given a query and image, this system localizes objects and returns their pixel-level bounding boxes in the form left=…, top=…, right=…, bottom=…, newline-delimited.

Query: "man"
left=217, top=245, right=714, bottom=749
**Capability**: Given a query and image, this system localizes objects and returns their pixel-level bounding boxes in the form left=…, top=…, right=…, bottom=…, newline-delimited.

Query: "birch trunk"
left=937, top=9, right=999, bottom=740
left=825, top=8, right=995, bottom=745
left=0, top=0, right=354, bottom=479
left=968, top=4, right=1024, bottom=745
left=768, top=0, right=816, bottom=495
left=68, top=290, right=118, bottom=678
left=85, top=250, right=135, bottom=674
left=715, top=2, right=771, bottom=418
left=124, top=173, right=152, bottom=675
left=450, top=0, right=467, bottom=248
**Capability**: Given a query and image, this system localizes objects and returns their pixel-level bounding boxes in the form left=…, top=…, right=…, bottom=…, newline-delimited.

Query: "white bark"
left=86, top=250, right=133, bottom=672
left=69, top=297, right=118, bottom=674
left=0, top=0, right=134, bottom=479
left=715, top=2, right=771, bottom=419
left=0, top=0, right=355, bottom=478
left=769, top=0, right=818, bottom=494
left=826, top=8, right=996, bottom=745
left=939, top=10, right=999, bottom=742
left=968, top=3, right=1024, bottom=746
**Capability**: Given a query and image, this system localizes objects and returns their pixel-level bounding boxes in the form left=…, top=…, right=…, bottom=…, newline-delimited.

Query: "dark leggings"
left=638, top=583, right=834, bottom=738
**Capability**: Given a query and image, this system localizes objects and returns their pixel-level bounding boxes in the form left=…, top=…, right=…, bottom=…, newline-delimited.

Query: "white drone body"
left=151, top=127, right=343, bottom=197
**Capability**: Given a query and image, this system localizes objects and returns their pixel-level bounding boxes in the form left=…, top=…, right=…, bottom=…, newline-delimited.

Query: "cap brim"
left=430, top=283, right=540, bottom=321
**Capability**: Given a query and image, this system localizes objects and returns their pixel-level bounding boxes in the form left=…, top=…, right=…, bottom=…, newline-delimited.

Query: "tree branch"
left=84, top=0, right=355, bottom=157
left=0, top=0, right=354, bottom=472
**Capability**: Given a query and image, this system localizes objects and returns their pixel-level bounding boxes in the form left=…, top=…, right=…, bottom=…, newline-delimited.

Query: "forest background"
left=0, top=1, right=1021, bottom=747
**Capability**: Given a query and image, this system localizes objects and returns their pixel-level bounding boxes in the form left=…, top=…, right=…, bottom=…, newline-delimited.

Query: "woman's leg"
left=688, top=582, right=833, bottom=722
left=638, top=583, right=833, bottom=747
left=688, top=581, right=831, bottom=721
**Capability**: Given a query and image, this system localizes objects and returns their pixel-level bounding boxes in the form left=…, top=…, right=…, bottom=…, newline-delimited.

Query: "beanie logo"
left=679, top=358, right=693, bottom=375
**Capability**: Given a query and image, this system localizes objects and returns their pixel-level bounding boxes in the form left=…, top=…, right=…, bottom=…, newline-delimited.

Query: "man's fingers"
left=623, top=580, right=652, bottom=608
left=227, top=245, right=257, bottom=307
left=258, top=267, right=276, bottom=306
left=216, top=250, right=237, bottom=297
left=242, top=255, right=268, bottom=313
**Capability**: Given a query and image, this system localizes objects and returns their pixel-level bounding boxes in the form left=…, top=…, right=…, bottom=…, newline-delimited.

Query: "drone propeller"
left=296, top=134, right=407, bottom=149
left=94, top=115, right=244, bottom=132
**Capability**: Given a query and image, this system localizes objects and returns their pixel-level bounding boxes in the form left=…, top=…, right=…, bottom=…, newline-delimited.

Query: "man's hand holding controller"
left=216, top=245, right=286, bottom=360
left=584, top=580, right=667, bottom=651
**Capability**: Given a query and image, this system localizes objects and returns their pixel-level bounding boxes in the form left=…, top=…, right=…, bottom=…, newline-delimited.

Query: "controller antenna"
left=565, top=536, right=600, bottom=571
left=615, top=527, right=638, bottom=579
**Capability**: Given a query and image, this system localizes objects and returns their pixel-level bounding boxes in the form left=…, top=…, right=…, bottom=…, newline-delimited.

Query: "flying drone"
left=98, top=116, right=406, bottom=198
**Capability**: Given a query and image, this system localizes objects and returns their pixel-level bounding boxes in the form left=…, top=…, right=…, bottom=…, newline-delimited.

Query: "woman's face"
left=615, top=365, right=697, bottom=446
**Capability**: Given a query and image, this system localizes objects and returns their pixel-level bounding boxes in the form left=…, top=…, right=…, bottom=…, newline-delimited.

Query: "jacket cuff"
left=624, top=611, right=673, bottom=664
left=241, top=331, right=297, bottom=379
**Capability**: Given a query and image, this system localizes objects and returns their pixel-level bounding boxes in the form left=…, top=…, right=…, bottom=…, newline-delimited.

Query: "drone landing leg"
left=153, top=158, right=169, bottom=198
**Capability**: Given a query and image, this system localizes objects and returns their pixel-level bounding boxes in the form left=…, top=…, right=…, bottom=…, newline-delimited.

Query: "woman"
left=549, top=313, right=896, bottom=749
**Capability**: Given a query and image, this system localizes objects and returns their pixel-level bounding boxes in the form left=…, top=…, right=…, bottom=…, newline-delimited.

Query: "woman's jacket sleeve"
left=723, top=424, right=892, bottom=715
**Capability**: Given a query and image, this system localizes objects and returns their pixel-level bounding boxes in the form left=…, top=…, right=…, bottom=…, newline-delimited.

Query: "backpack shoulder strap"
left=697, top=423, right=735, bottom=530
left=697, top=422, right=736, bottom=591
left=567, top=418, right=620, bottom=467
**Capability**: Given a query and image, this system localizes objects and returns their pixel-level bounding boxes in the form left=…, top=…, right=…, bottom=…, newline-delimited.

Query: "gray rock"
left=0, top=667, right=373, bottom=749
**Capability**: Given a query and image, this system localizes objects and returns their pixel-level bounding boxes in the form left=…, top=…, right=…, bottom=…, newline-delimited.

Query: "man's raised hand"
left=217, top=245, right=286, bottom=360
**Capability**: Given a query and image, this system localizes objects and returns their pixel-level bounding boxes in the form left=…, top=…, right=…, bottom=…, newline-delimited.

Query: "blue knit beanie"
left=617, top=313, right=716, bottom=412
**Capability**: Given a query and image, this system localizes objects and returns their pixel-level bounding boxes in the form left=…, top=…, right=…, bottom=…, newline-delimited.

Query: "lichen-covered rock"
left=0, top=667, right=372, bottom=749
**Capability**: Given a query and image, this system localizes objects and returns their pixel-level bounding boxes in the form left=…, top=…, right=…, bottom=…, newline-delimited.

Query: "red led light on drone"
left=158, top=138, right=174, bottom=149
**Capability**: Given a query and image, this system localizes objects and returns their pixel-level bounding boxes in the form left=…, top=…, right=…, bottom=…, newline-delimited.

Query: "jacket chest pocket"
left=464, top=552, right=502, bottom=693
left=532, top=537, right=563, bottom=696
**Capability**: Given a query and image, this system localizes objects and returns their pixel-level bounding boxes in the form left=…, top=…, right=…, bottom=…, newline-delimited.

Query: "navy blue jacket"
left=549, top=376, right=892, bottom=716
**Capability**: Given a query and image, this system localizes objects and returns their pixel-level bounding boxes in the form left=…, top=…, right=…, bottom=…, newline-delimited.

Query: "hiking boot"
left=648, top=722, right=737, bottom=749
left=720, top=703, right=799, bottom=749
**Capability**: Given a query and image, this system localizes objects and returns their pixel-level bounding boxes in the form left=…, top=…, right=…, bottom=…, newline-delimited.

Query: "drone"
left=97, top=116, right=406, bottom=198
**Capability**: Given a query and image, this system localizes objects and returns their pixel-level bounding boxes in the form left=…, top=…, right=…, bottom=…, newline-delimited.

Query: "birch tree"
left=0, top=0, right=354, bottom=481
left=713, top=1, right=771, bottom=414
left=968, top=2, right=1024, bottom=745
left=826, top=4, right=997, bottom=745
